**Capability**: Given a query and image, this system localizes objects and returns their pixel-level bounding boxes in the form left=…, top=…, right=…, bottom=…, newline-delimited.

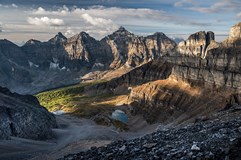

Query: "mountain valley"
left=0, top=22, right=241, bottom=159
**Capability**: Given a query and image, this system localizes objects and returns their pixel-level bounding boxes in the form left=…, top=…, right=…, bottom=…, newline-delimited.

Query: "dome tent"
left=111, top=110, right=128, bottom=124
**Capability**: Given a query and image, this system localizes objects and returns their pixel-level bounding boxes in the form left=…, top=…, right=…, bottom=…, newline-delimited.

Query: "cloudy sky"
left=0, top=0, right=241, bottom=44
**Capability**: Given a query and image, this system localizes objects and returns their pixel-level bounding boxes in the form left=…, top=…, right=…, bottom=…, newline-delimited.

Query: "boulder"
left=0, top=86, right=57, bottom=140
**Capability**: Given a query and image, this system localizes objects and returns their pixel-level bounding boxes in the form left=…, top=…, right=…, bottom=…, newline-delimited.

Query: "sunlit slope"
left=35, top=81, right=128, bottom=128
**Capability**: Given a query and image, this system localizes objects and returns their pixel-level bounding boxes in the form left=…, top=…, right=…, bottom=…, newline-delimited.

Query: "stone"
left=119, top=145, right=126, bottom=151
left=0, top=86, right=57, bottom=140
left=191, top=144, right=200, bottom=151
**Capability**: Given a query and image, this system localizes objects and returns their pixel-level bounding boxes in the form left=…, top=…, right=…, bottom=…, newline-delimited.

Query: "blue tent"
left=111, top=110, right=128, bottom=124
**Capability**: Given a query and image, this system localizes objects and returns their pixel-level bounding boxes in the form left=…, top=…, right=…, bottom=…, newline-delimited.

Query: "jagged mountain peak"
left=48, top=32, right=67, bottom=44
left=112, top=26, right=133, bottom=36
left=153, top=32, right=166, bottom=36
left=117, top=26, right=127, bottom=32
left=187, top=31, right=215, bottom=42
left=78, top=31, right=90, bottom=37
left=68, top=31, right=91, bottom=41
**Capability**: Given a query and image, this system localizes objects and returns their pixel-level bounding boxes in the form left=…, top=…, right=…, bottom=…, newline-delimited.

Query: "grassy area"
left=36, top=81, right=128, bottom=130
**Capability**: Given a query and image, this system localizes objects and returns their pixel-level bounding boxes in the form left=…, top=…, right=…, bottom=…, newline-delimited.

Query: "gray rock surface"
left=59, top=109, right=241, bottom=160
left=0, top=86, right=57, bottom=140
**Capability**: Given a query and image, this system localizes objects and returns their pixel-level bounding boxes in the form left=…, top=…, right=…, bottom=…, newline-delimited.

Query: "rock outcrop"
left=177, top=31, right=219, bottom=58
left=222, top=22, right=241, bottom=47
left=0, top=86, right=57, bottom=140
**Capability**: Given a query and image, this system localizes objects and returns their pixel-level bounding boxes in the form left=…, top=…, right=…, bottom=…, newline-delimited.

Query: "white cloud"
left=32, top=5, right=69, bottom=16
left=81, top=13, right=113, bottom=26
left=238, top=12, right=241, bottom=17
left=27, top=17, right=65, bottom=26
left=174, top=0, right=195, bottom=7
left=64, top=29, right=75, bottom=36
left=30, top=5, right=209, bottom=27
left=25, top=5, right=215, bottom=39
left=189, top=0, right=241, bottom=13
left=11, top=3, right=18, bottom=8
left=0, top=3, right=18, bottom=8
left=33, top=7, right=46, bottom=14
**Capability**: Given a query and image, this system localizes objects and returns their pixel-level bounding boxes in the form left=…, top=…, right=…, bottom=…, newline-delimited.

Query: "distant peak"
left=112, top=26, right=133, bottom=36
left=118, top=26, right=127, bottom=32
left=79, top=31, right=89, bottom=37
left=48, top=32, right=67, bottom=43
left=153, top=32, right=166, bottom=36
left=57, top=32, right=65, bottom=37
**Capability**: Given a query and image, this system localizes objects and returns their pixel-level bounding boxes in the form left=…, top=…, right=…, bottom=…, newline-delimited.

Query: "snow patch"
left=93, top=63, right=104, bottom=68
left=28, top=61, right=39, bottom=68
left=52, top=110, right=65, bottom=115
left=50, top=62, right=59, bottom=70
left=61, top=66, right=66, bottom=70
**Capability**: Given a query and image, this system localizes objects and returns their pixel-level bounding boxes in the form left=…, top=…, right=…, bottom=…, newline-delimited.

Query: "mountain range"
left=0, top=26, right=176, bottom=94
left=0, top=22, right=241, bottom=159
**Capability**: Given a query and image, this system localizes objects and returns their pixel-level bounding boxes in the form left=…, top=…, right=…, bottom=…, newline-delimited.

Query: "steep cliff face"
left=102, top=27, right=176, bottom=69
left=177, top=31, right=219, bottom=58
left=169, top=23, right=241, bottom=90
left=0, top=86, right=57, bottom=140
